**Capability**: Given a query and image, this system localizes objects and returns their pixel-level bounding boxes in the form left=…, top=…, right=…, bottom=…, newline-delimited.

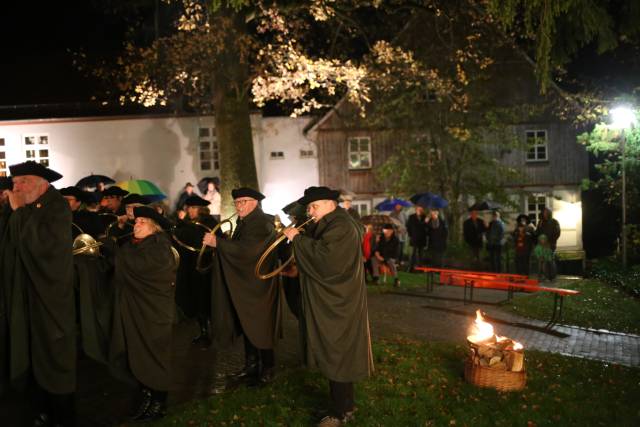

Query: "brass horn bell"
left=72, top=233, right=103, bottom=256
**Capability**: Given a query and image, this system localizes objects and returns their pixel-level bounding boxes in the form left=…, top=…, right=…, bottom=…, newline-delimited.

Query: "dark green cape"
left=0, top=187, right=76, bottom=394
left=211, top=207, right=279, bottom=349
left=109, top=232, right=177, bottom=391
left=292, top=207, right=373, bottom=382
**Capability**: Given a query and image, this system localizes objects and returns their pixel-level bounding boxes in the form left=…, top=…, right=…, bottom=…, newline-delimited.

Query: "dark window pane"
left=40, top=159, right=49, bottom=166
left=201, top=161, right=211, bottom=170
left=199, top=128, right=210, bottom=137
left=25, top=137, right=35, bottom=145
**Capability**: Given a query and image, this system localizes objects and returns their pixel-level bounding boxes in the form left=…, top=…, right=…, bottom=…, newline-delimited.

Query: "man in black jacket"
left=463, top=210, right=487, bottom=267
left=406, top=206, right=428, bottom=271
left=370, top=224, right=401, bottom=286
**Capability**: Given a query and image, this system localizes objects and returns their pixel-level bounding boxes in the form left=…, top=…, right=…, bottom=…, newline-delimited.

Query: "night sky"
left=0, top=1, right=125, bottom=106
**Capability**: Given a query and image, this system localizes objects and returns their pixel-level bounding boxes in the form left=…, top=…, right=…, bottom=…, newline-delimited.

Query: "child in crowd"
left=361, top=223, right=376, bottom=282
left=533, top=234, right=556, bottom=281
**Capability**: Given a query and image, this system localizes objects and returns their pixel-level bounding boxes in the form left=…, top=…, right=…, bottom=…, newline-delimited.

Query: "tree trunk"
left=212, top=6, right=259, bottom=217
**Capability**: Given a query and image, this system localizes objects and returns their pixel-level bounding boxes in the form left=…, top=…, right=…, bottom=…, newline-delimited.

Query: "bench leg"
left=545, top=294, right=564, bottom=329
left=463, top=280, right=474, bottom=305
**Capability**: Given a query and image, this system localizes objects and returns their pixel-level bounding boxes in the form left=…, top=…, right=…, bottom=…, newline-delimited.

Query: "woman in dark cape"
left=109, top=206, right=178, bottom=422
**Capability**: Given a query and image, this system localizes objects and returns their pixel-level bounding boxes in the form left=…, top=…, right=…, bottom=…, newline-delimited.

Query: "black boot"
left=128, top=387, right=151, bottom=421
left=232, top=337, right=260, bottom=381
left=191, top=319, right=211, bottom=348
left=135, top=390, right=167, bottom=422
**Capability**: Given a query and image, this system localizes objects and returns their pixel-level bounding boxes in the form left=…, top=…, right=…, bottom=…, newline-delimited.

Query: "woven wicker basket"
left=464, top=357, right=526, bottom=392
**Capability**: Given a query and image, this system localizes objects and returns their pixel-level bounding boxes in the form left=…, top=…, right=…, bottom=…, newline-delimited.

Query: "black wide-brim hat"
left=184, top=195, right=210, bottom=207
left=122, top=193, right=149, bottom=206
left=133, top=206, right=171, bottom=230
left=231, top=187, right=265, bottom=201
left=60, top=186, right=85, bottom=200
left=282, top=200, right=308, bottom=219
left=297, top=186, right=340, bottom=206
left=9, top=161, right=62, bottom=183
left=102, top=186, right=129, bottom=197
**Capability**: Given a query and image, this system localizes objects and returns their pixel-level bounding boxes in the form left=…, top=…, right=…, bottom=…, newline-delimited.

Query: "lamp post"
left=610, top=106, right=636, bottom=269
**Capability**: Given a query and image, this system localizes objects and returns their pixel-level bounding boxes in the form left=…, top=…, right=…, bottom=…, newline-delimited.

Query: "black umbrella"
left=468, top=200, right=501, bottom=211
left=76, top=174, right=115, bottom=189
left=197, top=176, right=219, bottom=194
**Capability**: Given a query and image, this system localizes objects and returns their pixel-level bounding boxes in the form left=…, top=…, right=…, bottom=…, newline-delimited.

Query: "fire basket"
left=465, top=310, right=526, bottom=392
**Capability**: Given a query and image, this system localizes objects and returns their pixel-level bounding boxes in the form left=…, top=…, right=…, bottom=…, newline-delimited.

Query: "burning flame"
left=467, top=310, right=524, bottom=351
left=467, top=310, right=494, bottom=343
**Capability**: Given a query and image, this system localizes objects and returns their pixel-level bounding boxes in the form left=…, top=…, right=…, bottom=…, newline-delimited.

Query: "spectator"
left=536, top=208, right=561, bottom=251
left=513, top=214, right=535, bottom=276
left=426, top=209, right=448, bottom=267
left=389, top=203, right=408, bottom=266
left=371, top=224, right=401, bottom=287
left=486, top=211, right=505, bottom=272
left=534, top=234, right=557, bottom=281
left=175, top=182, right=194, bottom=212
left=361, top=223, right=376, bottom=282
left=463, top=209, right=487, bottom=268
left=202, top=179, right=221, bottom=221
left=406, top=206, right=428, bottom=271
left=340, top=194, right=361, bottom=221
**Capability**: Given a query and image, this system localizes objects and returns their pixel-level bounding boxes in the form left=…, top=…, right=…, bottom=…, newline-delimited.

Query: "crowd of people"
left=349, top=200, right=561, bottom=286
left=0, top=162, right=372, bottom=427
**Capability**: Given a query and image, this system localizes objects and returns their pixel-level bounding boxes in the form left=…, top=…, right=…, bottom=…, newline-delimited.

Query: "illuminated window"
left=0, top=138, right=6, bottom=177
left=525, top=130, right=548, bottom=161
left=526, top=194, right=548, bottom=225
left=348, top=136, right=371, bottom=169
left=199, top=128, right=219, bottom=172
left=299, top=149, right=315, bottom=159
left=269, top=151, right=285, bottom=160
left=23, top=135, right=49, bottom=166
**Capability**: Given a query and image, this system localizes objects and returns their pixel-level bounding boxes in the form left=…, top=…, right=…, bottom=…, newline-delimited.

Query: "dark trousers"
left=429, top=249, right=445, bottom=268
left=329, top=380, right=354, bottom=418
left=409, top=245, right=425, bottom=271
left=515, top=253, right=530, bottom=276
left=243, top=335, right=274, bottom=371
left=33, top=383, right=76, bottom=427
left=488, top=246, right=502, bottom=272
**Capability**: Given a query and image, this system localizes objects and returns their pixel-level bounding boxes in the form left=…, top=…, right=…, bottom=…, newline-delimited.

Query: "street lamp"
left=610, top=106, right=636, bottom=268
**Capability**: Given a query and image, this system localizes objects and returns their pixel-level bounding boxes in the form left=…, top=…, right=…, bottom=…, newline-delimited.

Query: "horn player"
left=201, top=187, right=278, bottom=387
left=0, top=161, right=76, bottom=427
left=282, top=186, right=374, bottom=427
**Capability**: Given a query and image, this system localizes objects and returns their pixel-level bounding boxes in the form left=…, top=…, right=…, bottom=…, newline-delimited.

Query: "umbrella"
left=410, top=192, right=448, bottom=209
left=115, top=180, right=167, bottom=202
left=197, top=176, right=219, bottom=194
left=76, top=174, right=115, bottom=189
left=361, top=214, right=403, bottom=234
left=375, top=198, right=412, bottom=211
left=468, top=200, right=501, bottom=211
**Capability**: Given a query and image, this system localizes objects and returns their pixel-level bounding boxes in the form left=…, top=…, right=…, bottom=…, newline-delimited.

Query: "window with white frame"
left=526, top=194, right=548, bottom=225
left=352, top=200, right=371, bottom=217
left=23, top=134, right=49, bottom=166
left=0, top=138, right=6, bottom=177
left=299, top=149, right=315, bottom=159
left=348, top=136, right=371, bottom=169
left=198, top=128, right=219, bottom=172
left=525, top=130, right=548, bottom=161
left=269, top=151, right=285, bottom=160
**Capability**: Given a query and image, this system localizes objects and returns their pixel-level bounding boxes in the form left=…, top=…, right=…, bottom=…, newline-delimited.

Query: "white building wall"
left=0, top=114, right=318, bottom=216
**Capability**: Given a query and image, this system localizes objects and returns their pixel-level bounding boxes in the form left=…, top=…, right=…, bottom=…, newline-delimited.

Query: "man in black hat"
left=101, top=185, right=129, bottom=215
left=108, top=193, right=148, bottom=244
left=0, top=161, right=76, bottom=426
left=202, top=187, right=278, bottom=386
left=283, top=186, right=373, bottom=427
left=60, top=186, right=104, bottom=239
left=173, top=195, right=219, bottom=346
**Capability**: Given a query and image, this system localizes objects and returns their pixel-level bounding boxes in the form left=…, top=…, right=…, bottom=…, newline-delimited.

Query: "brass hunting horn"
left=171, top=221, right=213, bottom=252
left=72, top=223, right=103, bottom=256
left=196, top=213, right=237, bottom=273
left=254, top=216, right=314, bottom=280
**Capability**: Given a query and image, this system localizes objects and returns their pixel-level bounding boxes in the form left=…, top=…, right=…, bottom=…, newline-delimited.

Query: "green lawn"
left=502, top=278, right=640, bottom=334
left=147, top=339, right=640, bottom=427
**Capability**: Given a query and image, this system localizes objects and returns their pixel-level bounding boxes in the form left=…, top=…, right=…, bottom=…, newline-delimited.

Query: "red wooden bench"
left=413, top=266, right=580, bottom=327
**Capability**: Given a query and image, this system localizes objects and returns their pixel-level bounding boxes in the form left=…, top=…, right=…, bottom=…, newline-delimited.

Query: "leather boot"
left=258, top=349, right=275, bottom=385
left=128, top=387, right=151, bottom=421
left=191, top=319, right=211, bottom=348
left=135, top=390, right=166, bottom=422
left=233, top=353, right=259, bottom=381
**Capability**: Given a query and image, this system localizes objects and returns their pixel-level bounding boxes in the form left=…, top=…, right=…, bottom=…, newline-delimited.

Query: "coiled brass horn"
left=196, top=214, right=237, bottom=273
left=171, top=221, right=213, bottom=252
left=72, top=223, right=103, bottom=256
left=254, top=216, right=314, bottom=280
